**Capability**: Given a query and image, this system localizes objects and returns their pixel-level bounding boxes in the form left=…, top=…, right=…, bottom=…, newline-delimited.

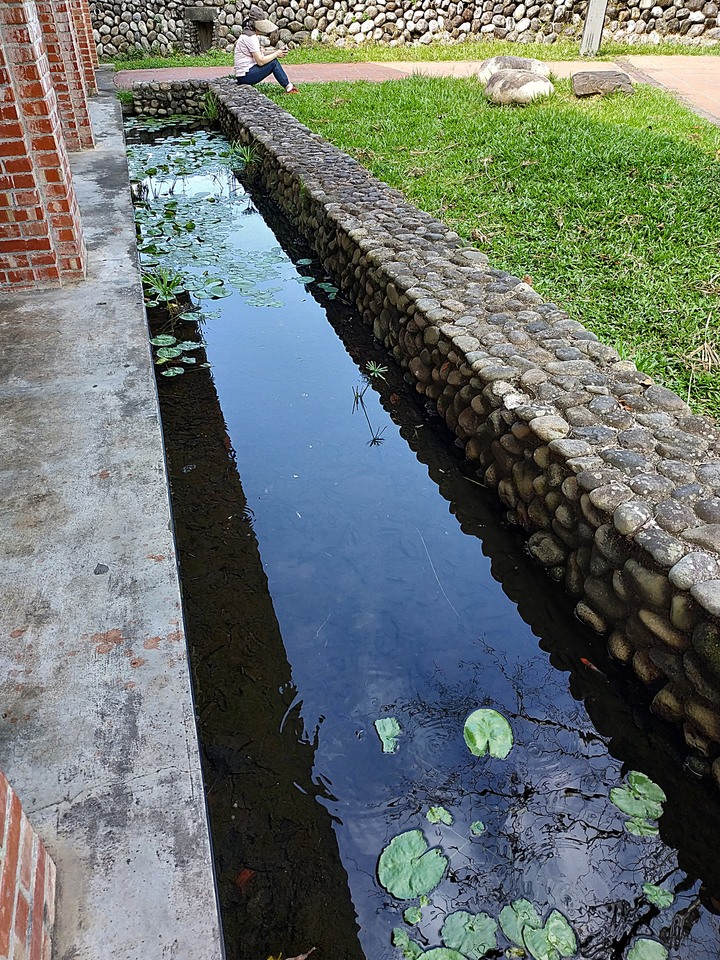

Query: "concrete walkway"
left=115, top=53, right=720, bottom=125
left=0, top=76, right=224, bottom=959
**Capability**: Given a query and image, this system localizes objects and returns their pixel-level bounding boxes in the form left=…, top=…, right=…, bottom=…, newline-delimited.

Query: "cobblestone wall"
left=127, top=78, right=720, bottom=782
left=92, top=0, right=719, bottom=58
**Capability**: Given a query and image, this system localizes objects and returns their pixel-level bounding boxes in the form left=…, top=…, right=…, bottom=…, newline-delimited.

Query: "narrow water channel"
left=127, top=122, right=720, bottom=960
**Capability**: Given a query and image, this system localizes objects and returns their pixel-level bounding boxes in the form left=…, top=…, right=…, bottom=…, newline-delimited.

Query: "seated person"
left=234, top=4, right=299, bottom=93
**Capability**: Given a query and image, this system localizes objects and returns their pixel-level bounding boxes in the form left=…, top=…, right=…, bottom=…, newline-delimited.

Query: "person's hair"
left=242, top=17, right=254, bottom=30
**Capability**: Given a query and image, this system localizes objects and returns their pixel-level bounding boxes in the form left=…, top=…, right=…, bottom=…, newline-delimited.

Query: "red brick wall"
left=37, top=0, right=94, bottom=151
left=68, top=0, right=97, bottom=95
left=0, top=0, right=87, bottom=287
left=0, top=771, right=56, bottom=960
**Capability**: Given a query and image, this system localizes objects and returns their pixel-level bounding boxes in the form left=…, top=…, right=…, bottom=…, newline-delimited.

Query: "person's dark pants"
left=236, top=61, right=290, bottom=89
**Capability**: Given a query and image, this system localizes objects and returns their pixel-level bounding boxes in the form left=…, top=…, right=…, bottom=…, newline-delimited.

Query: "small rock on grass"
left=485, top=70, right=554, bottom=106
left=572, top=70, right=634, bottom=98
left=477, top=55, right=551, bottom=85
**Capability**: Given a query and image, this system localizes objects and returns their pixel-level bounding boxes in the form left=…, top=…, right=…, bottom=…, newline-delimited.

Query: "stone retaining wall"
left=208, top=79, right=720, bottom=779
left=92, top=0, right=719, bottom=59
left=126, top=78, right=212, bottom=116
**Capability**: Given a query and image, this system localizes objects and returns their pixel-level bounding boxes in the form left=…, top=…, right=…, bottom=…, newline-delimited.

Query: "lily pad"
left=392, top=928, right=423, bottom=960
left=156, top=346, right=183, bottom=359
left=378, top=830, right=448, bottom=901
left=625, top=818, right=659, bottom=837
left=642, top=884, right=674, bottom=909
left=545, top=911, right=576, bottom=956
left=297, top=258, right=313, bottom=265
left=404, top=906, right=422, bottom=926
left=463, top=709, right=513, bottom=759
left=375, top=717, right=402, bottom=754
left=626, top=939, right=668, bottom=960
left=610, top=787, right=663, bottom=821
left=427, top=807, right=453, bottom=826
left=499, top=900, right=542, bottom=948
left=441, top=911, right=498, bottom=959
left=150, top=334, right=177, bottom=346
left=160, top=366, right=185, bottom=377
left=470, top=821, right=486, bottom=836
left=524, top=927, right=559, bottom=960
left=627, top=771, right=666, bottom=805
left=423, top=952, right=467, bottom=960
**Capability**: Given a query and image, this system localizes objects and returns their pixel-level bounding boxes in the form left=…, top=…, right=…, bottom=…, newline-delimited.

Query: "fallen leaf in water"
left=389, top=394, right=400, bottom=405
left=235, top=868, right=256, bottom=892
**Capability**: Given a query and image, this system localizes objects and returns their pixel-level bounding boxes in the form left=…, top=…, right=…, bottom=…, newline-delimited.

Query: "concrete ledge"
left=0, top=86, right=224, bottom=958
left=207, top=80, right=720, bottom=776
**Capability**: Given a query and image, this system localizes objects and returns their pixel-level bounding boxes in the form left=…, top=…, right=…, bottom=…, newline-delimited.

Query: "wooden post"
left=579, top=0, right=609, bottom=56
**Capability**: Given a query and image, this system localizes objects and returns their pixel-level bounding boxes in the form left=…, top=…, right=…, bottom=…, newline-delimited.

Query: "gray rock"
left=527, top=531, right=567, bottom=566
left=690, top=580, right=720, bottom=619
left=638, top=608, right=690, bottom=650
left=629, top=473, right=674, bottom=499
left=572, top=69, right=634, bottom=97
left=624, top=558, right=672, bottom=609
left=614, top=500, right=652, bottom=536
left=684, top=523, right=720, bottom=553
left=635, top=525, right=688, bottom=569
left=654, top=499, right=697, bottom=535
left=476, top=55, right=552, bottom=84
left=485, top=69, right=555, bottom=106
left=588, top=481, right=634, bottom=512
left=695, top=498, right=720, bottom=524
left=529, top=415, right=570, bottom=442
left=692, top=621, right=720, bottom=683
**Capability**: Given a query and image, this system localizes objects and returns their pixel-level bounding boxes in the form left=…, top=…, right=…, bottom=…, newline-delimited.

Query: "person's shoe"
left=286, top=85, right=300, bottom=93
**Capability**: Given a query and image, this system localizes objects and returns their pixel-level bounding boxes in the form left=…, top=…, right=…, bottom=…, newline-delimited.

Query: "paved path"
left=115, top=54, right=720, bottom=125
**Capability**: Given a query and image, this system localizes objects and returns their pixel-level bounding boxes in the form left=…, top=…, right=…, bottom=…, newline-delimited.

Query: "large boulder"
left=477, top=55, right=551, bottom=86
left=572, top=70, right=634, bottom=97
left=485, top=69, right=554, bottom=106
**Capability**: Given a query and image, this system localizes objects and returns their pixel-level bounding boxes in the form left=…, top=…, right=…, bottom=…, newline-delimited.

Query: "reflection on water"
left=128, top=123, right=720, bottom=960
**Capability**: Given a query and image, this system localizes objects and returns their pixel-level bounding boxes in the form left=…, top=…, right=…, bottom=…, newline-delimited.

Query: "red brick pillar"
left=0, top=771, right=56, bottom=960
left=36, top=0, right=94, bottom=151
left=68, top=0, right=97, bottom=95
left=0, top=0, right=87, bottom=287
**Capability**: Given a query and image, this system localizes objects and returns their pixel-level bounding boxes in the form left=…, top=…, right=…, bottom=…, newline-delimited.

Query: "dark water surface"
left=127, top=123, right=720, bottom=960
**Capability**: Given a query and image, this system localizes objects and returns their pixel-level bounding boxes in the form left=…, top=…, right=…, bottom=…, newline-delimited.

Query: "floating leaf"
left=505, top=950, right=526, bottom=959
left=156, top=346, right=183, bottom=359
left=378, top=830, right=448, bottom=900
left=423, top=951, right=467, bottom=960
left=174, top=341, right=203, bottom=351
left=499, top=900, right=542, bottom=947
left=470, top=821, right=485, bottom=836
left=610, top=787, right=663, bottom=821
left=295, top=275, right=315, bottom=284
left=625, top=818, right=659, bottom=837
left=523, top=926, right=558, bottom=960
left=404, top=906, right=422, bottom=925
left=626, top=940, right=668, bottom=960
left=464, top=709, right=513, bottom=760
left=642, top=884, right=674, bottom=909
left=374, top=717, right=402, bottom=754
left=392, top=928, right=423, bottom=960
left=180, top=356, right=197, bottom=364
left=161, top=366, right=185, bottom=377
left=442, top=911, right=498, bottom=959
left=427, top=807, right=453, bottom=826
left=627, top=772, right=666, bottom=806
left=545, top=912, right=576, bottom=956
left=150, top=334, right=177, bottom=346
left=297, top=258, right=313, bottom=265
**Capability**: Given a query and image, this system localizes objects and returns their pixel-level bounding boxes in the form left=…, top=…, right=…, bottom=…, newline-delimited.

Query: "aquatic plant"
left=375, top=717, right=402, bottom=754
left=203, top=90, right=219, bottom=122
left=142, top=267, right=186, bottom=307
left=463, top=708, right=514, bottom=760
left=149, top=334, right=205, bottom=377
left=378, top=830, right=448, bottom=900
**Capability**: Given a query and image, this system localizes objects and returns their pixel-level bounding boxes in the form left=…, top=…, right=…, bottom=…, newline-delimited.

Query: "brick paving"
left=115, top=54, right=720, bottom=124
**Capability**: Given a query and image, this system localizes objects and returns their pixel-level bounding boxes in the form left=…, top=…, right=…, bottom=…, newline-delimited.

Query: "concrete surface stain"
left=166, top=630, right=183, bottom=643
left=9, top=628, right=27, bottom=638
left=130, top=657, right=147, bottom=669
left=90, top=628, right=124, bottom=654
left=146, top=554, right=166, bottom=561
left=143, top=636, right=161, bottom=650
left=92, top=469, right=111, bottom=480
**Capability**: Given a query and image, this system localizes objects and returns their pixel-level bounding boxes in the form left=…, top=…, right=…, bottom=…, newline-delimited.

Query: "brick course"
left=0, top=771, right=56, bottom=960
left=0, top=0, right=91, bottom=288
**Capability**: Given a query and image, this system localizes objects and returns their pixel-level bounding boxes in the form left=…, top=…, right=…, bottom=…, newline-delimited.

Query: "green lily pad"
left=160, top=366, right=185, bottom=377
left=626, top=939, right=668, bottom=960
left=150, top=334, right=177, bottom=346
left=297, top=258, right=313, bottom=265
left=441, top=911, right=498, bottom=959
left=545, top=911, right=576, bottom=956
left=523, top=926, right=558, bottom=960
left=470, top=821, right=485, bottom=836
left=378, top=830, right=448, bottom=900
left=642, top=884, right=674, bottom=909
left=427, top=807, right=453, bottom=826
left=610, top=787, right=663, bottom=821
left=627, top=771, right=666, bottom=805
left=422, top=951, right=467, bottom=960
left=374, top=717, right=402, bottom=754
left=463, top=709, right=513, bottom=759
left=174, top=341, right=202, bottom=351
left=392, top=928, right=423, bottom=960
left=625, top=818, right=659, bottom=837
left=404, top=906, right=422, bottom=925
left=499, top=900, right=542, bottom=948
left=156, top=346, right=183, bottom=359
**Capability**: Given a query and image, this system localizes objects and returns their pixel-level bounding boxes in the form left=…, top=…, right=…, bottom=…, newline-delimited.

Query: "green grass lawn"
left=108, top=38, right=719, bottom=71
left=264, top=76, right=720, bottom=417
